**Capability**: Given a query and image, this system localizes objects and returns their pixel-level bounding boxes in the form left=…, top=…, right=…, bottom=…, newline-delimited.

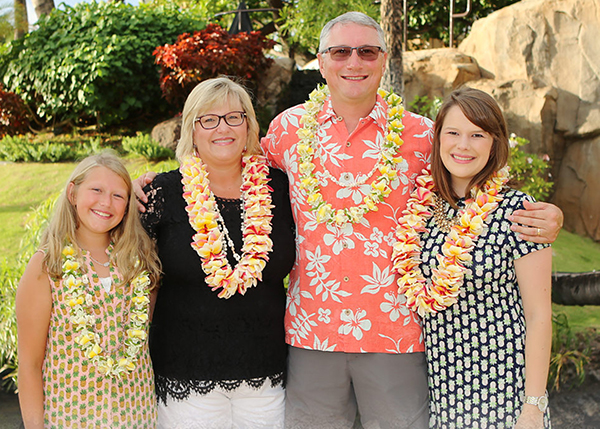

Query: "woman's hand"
left=133, top=172, right=157, bottom=212
left=509, top=200, right=563, bottom=243
left=514, top=404, right=544, bottom=429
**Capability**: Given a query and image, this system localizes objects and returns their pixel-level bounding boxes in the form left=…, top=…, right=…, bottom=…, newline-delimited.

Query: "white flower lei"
left=297, top=84, right=406, bottom=226
left=391, top=166, right=510, bottom=317
left=180, top=154, right=274, bottom=299
left=62, top=244, right=151, bottom=378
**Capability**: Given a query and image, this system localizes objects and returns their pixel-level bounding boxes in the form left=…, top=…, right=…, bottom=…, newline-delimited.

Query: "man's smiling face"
left=317, top=23, right=387, bottom=108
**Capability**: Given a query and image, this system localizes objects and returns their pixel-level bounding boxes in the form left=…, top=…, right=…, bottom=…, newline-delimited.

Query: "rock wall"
left=402, top=0, right=600, bottom=241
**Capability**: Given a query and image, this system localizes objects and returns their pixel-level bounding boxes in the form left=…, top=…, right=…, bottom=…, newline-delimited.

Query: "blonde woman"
left=139, top=77, right=295, bottom=428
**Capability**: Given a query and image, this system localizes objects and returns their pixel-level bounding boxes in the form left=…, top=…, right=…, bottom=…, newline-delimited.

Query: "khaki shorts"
left=284, top=347, right=429, bottom=429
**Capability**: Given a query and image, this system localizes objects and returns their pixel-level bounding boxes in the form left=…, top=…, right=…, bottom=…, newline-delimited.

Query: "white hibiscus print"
left=323, top=223, right=355, bottom=255
left=336, top=172, right=372, bottom=204
left=380, top=291, right=410, bottom=322
left=305, top=245, right=330, bottom=275
left=338, top=309, right=372, bottom=340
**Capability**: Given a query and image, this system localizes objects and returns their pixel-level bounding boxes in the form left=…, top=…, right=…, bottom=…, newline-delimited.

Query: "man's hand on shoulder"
left=508, top=200, right=563, bottom=244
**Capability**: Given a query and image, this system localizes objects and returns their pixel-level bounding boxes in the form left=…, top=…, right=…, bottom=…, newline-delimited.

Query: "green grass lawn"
left=1, top=159, right=599, bottom=331
left=0, top=158, right=177, bottom=261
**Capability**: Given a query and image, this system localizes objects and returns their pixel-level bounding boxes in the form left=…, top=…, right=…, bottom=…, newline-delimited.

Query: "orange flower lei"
left=391, top=166, right=510, bottom=317
left=180, top=154, right=274, bottom=299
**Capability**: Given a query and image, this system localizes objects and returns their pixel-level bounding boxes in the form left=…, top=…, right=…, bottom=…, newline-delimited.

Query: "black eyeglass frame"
left=321, top=45, right=384, bottom=61
left=194, top=111, right=247, bottom=130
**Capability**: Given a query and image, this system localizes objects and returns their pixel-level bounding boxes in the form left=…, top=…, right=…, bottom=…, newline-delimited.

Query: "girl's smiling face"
left=68, top=166, right=129, bottom=238
left=440, top=105, right=494, bottom=198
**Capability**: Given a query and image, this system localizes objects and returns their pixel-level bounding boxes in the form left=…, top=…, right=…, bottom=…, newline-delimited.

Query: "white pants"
left=158, top=382, right=285, bottom=429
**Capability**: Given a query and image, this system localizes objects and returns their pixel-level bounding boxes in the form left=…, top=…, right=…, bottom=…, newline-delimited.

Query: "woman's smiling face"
left=440, top=105, right=494, bottom=197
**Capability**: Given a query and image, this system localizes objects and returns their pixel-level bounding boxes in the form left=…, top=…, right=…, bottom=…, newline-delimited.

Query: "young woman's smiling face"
left=440, top=105, right=494, bottom=197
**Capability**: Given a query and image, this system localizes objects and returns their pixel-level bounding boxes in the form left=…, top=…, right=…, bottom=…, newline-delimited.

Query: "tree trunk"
left=14, top=0, right=28, bottom=39
left=552, top=271, right=600, bottom=306
left=31, top=0, right=55, bottom=21
left=380, top=0, right=403, bottom=96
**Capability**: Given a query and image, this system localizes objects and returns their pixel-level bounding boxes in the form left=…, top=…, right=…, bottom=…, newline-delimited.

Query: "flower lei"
left=391, top=166, right=511, bottom=317
left=180, top=154, right=274, bottom=299
left=62, top=244, right=151, bottom=378
left=297, top=84, right=406, bottom=226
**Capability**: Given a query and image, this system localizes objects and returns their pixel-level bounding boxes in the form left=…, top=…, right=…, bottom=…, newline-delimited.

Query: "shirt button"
left=343, top=173, right=350, bottom=181
left=343, top=276, right=350, bottom=282
left=346, top=141, right=351, bottom=147
left=342, top=242, right=348, bottom=249
left=344, top=309, right=351, bottom=316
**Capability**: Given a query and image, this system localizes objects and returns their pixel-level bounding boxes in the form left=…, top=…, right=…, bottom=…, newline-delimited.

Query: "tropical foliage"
left=153, top=23, right=275, bottom=108
left=0, top=1, right=204, bottom=127
left=0, top=84, right=29, bottom=137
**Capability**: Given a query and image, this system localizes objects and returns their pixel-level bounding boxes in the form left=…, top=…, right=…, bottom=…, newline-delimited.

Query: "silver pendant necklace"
left=90, top=255, right=110, bottom=267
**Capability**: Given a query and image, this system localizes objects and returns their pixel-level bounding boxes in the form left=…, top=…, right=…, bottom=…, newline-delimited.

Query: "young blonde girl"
left=16, top=152, right=161, bottom=428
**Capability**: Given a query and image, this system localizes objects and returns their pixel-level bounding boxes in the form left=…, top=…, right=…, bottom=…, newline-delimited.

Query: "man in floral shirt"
left=261, top=11, right=562, bottom=429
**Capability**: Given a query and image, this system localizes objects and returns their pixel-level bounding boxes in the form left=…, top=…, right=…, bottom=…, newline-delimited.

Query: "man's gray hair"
left=319, top=11, right=387, bottom=53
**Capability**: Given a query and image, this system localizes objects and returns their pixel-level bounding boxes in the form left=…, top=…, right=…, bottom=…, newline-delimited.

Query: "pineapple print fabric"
left=422, top=190, right=550, bottom=428
left=42, top=251, right=157, bottom=428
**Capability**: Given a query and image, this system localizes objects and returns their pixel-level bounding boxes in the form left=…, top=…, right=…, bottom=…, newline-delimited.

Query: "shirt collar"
left=318, top=93, right=388, bottom=133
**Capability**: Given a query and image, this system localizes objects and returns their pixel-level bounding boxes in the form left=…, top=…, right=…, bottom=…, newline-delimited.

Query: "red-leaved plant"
left=153, top=24, right=275, bottom=107
left=0, top=85, right=29, bottom=138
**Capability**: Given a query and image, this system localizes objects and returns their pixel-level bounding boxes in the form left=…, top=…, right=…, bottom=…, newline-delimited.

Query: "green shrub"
left=122, top=132, right=174, bottom=161
left=153, top=23, right=275, bottom=108
left=408, top=94, right=443, bottom=121
left=508, top=134, right=553, bottom=201
left=0, top=85, right=29, bottom=138
left=0, top=1, right=204, bottom=127
left=0, top=193, right=58, bottom=392
left=0, top=135, right=105, bottom=162
left=549, top=312, right=593, bottom=391
left=0, top=259, right=20, bottom=393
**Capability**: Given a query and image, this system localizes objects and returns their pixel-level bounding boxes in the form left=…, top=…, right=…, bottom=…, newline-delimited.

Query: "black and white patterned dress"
left=421, top=189, right=551, bottom=428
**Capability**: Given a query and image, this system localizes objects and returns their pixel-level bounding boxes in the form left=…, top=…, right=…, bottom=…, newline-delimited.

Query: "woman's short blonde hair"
left=176, top=77, right=261, bottom=162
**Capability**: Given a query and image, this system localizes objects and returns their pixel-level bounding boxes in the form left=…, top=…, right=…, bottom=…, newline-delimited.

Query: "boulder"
left=257, top=56, right=295, bottom=119
left=151, top=116, right=181, bottom=152
left=403, top=48, right=481, bottom=109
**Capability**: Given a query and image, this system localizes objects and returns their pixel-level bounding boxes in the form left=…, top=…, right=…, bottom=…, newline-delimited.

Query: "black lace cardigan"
left=141, top=167, right=295, bottom=403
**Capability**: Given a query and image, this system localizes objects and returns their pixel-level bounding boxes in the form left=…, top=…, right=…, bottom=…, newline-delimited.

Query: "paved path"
left=0, top=391, right=21, bottom=429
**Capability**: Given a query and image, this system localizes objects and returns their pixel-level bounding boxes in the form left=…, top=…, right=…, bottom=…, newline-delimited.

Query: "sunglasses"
left=322, top=45, right=383, bottom=61
left=195, top=111, right=247, bottom=130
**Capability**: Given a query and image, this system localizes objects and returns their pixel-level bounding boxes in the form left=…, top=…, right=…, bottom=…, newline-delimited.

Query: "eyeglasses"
left=322, top=45, right=383, bottom=61
left=195, top=111, right=247, bottom=130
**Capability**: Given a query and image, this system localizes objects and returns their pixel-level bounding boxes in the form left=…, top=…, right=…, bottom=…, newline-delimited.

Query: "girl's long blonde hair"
left=40, top=151, right=161, bottom=289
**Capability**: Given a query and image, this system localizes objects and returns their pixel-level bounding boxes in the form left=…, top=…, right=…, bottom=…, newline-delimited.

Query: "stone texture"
left=257, top=56, right=295, bottom=119
left=151, top=115, right=181, bottom=152
left=403, top=48, right=481, bottom=111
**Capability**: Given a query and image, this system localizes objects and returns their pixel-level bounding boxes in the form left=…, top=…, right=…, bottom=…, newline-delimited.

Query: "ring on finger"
left=536, top=228, right=541, bottom=236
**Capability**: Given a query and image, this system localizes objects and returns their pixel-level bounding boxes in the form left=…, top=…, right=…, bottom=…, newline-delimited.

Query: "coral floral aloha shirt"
left=262, top=93, right=433, bottom=354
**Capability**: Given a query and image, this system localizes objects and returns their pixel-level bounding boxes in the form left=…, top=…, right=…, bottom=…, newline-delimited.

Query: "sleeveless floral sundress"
left=42, top=250, right=157, bottom=428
